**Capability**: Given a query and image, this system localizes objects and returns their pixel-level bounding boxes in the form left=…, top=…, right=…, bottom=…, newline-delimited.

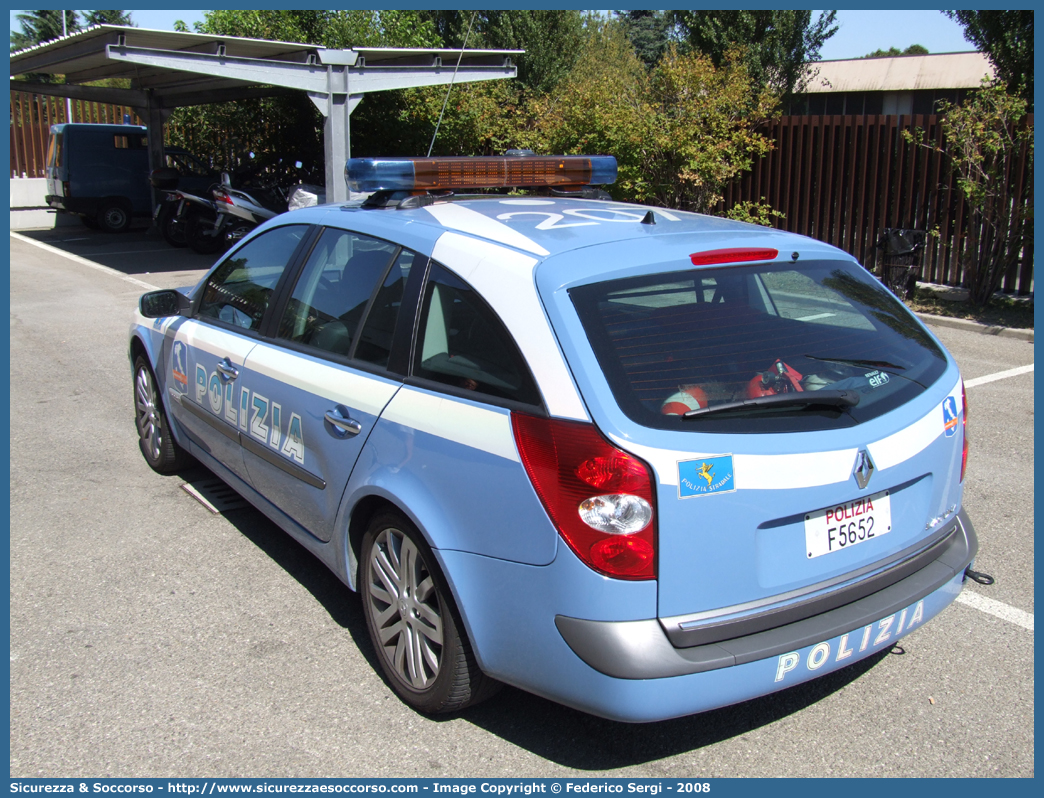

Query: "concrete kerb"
left=916, top=312, right=1034, bottom=342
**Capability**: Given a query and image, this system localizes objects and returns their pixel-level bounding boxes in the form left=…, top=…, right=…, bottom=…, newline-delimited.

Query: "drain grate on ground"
left=181, top=477, right=252, bottom=514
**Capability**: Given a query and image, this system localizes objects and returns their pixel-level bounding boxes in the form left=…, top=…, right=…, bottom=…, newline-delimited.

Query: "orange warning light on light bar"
left=346, top=155, right=617, bottom=193
left=689, top=248, right=779, bottom=266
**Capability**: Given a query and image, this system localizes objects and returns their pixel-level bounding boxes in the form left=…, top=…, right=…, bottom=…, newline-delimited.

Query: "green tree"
left=165, top=10, right=442, bottom=169
left=862, top=44, right=929, bottom=58
left=672, top=10, right=838, bottom=99
left=944, top=10, right=1033, bottom=101
left=11, top=10, right=80, bottom=52
left=906, top=81, right=1033, bottom=307
left=531, top=25, right=779, bottom=214
left=616, top=10, right=674, bottom=70
left=83, top=11, right=134, bottom=28
left=420, top=10, right=587, bottom=94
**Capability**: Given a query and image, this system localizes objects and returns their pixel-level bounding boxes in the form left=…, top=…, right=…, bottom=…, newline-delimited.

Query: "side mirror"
left=139, top=289, right=191, bottom=319
left=221, top=171, right=231, bottom=187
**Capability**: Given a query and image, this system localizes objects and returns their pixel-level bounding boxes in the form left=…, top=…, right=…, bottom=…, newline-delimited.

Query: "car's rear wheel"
left=97, top=199, right=132, bottom=233
left=360, top=511, right=500, bottom=714
left=133, top=355, right=189, bottom=473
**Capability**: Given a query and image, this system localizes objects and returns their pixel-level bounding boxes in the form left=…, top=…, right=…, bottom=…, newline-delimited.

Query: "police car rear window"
left=569, top=260, right=947, bottom=433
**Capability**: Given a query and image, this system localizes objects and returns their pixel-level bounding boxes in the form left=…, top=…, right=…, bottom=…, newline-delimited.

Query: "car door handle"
left=216, top=360, right=239, bottom=380
left=325, top=406, right=363, bottom=437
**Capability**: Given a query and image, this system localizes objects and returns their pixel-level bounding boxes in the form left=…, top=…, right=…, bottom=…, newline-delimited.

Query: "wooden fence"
left=723, top=114, right=1034, bottom=295
left=9, top=90, right=142, bottom=179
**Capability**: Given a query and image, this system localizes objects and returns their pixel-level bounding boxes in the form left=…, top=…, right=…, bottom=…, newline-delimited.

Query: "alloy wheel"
left=365, top=526, right=444, bottom=690
left=135, top=366, right=162, bottom=461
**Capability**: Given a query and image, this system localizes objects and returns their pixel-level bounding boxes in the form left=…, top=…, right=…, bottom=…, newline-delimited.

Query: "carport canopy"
left=10, top=25, right=521, bottom=202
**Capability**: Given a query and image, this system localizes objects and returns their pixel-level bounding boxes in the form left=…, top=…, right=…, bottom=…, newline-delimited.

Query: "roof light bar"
left=345, top=155, right=617, bottom=193
left=689, top=247, right=779, bottom=266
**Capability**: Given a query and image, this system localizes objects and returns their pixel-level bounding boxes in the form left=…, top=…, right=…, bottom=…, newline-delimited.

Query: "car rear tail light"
left=214, top=189, right=233, bottom=205
left=511, top=414, right=656, bottom=580
left=960, top=381, right=969, bottom=482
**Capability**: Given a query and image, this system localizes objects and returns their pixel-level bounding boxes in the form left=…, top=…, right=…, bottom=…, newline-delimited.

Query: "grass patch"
left=906, top=290, right=1034, bottom=329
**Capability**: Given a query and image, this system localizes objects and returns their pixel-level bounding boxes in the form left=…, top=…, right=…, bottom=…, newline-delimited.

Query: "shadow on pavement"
left=13, top=224, right=219, bottom=277
left=455, top=651, right=888, bottom=768
left=189, top=461, right=891, bottom=769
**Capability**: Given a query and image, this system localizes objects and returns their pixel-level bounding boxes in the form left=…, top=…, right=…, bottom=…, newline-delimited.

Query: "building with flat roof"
left=791, top=51, right=995, bottom=116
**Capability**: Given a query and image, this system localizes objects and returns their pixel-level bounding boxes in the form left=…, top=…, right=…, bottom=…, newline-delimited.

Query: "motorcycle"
left=158, top=188, right=221, bottom=250
left=150, top=165, right=220, bottom=249
left=211, top=173, right=289, bottom=245
left=210, top=158, right=326, bottom=246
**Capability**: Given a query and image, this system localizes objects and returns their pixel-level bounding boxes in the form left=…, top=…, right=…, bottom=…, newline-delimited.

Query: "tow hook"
left=965, top=567, right=995, bottom=585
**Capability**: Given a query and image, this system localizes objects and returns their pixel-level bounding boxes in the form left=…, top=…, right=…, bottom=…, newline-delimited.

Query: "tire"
left=186, top=213, right=226, bottom=255
left=133, top=355, right=189, bottom=474
left=158, top=203, right=188, bottom=247
left=97, top=199, right=132, bottom=233
left=360, top=511, right=500, bottom=714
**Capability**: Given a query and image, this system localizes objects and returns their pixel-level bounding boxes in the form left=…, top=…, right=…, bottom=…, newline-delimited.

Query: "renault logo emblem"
left=853, top=450, right=875, bottom=489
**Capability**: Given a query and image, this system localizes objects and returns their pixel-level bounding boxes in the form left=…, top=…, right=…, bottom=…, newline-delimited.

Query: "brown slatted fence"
left=723, top=114, right=1034, bottom=295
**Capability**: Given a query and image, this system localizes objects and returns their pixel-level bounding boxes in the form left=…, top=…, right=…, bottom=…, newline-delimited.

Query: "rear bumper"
left=435, top=508, right=975, bottom=722
left=556, top=508, right=977, bottom=680
left=46, top=195, right=98, bottom=216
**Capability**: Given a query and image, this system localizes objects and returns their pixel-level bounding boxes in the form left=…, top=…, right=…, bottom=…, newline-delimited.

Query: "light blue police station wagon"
left=130, top=155, right=977, bottom=722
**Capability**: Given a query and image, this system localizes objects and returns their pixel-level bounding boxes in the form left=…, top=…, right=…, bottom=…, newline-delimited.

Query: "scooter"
left=211, top=158, right=326, bottom=244
left=211, top=173, right=289, bottom=245
left=159, top=188, right=221, bottom=250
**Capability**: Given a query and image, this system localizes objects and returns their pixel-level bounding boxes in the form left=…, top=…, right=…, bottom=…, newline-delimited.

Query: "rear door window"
left=569, top=261, right=947, bottom=432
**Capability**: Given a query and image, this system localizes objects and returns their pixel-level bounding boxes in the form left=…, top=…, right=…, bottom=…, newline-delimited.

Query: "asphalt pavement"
left=8, top=227, right=1035, bottom=777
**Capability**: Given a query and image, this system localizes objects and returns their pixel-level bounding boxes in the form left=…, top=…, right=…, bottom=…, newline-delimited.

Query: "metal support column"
left=144, top=97, right=169, bottom=221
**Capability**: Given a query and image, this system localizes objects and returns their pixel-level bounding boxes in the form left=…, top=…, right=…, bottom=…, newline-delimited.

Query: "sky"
left=9, top=9, right=976, bottom=60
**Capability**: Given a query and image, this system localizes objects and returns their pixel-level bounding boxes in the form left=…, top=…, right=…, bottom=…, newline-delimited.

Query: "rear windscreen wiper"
left=683, top=389, right=860, bottom=419
left=804, top=354, right=906, bottom=371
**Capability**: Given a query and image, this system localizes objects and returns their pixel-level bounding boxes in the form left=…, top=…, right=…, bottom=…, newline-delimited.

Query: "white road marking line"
left=10, top=231, right=158, bottom=291
left=956, top=590, right=1034, bottom=631
left=795, top=312, right=836, bottom=322
left=965, top=363, right=1034, bottom=388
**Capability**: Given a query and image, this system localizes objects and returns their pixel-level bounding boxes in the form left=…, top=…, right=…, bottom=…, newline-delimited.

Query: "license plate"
left=804, top=490, right=891, bottom=559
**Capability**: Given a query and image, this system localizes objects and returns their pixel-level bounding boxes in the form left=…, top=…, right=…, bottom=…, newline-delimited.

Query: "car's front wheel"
left=360, top=511, right=500, bottom=714
left=133, top=355, right=189, bottom=473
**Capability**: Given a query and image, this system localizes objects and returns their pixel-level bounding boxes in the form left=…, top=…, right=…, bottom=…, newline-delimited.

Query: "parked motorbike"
left=161, top=188, right=221, bottom=250
left=210, top=158, right=326, bottom=246
left=212, top=173, right=289, bottom=244
left=159, top=153, right=326, bottom=253
left=150, top=164, right=221, bottom=249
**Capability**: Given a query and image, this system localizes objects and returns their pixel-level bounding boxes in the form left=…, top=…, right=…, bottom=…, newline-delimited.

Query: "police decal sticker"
left=678, top=454, right=735, bottom=498
left=171, top=340, right=188, bottom=391
left=942, top=395, right=959, bottom=437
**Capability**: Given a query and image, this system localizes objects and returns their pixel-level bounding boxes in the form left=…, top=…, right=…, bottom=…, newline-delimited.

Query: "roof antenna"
left=427, top=11, right=477, bottom=157
left=641, top=210, right=656, bottom=225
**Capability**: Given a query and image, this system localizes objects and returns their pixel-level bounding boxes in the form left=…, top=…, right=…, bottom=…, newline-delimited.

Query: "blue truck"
left=45, top=122, right=214, bottom=233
